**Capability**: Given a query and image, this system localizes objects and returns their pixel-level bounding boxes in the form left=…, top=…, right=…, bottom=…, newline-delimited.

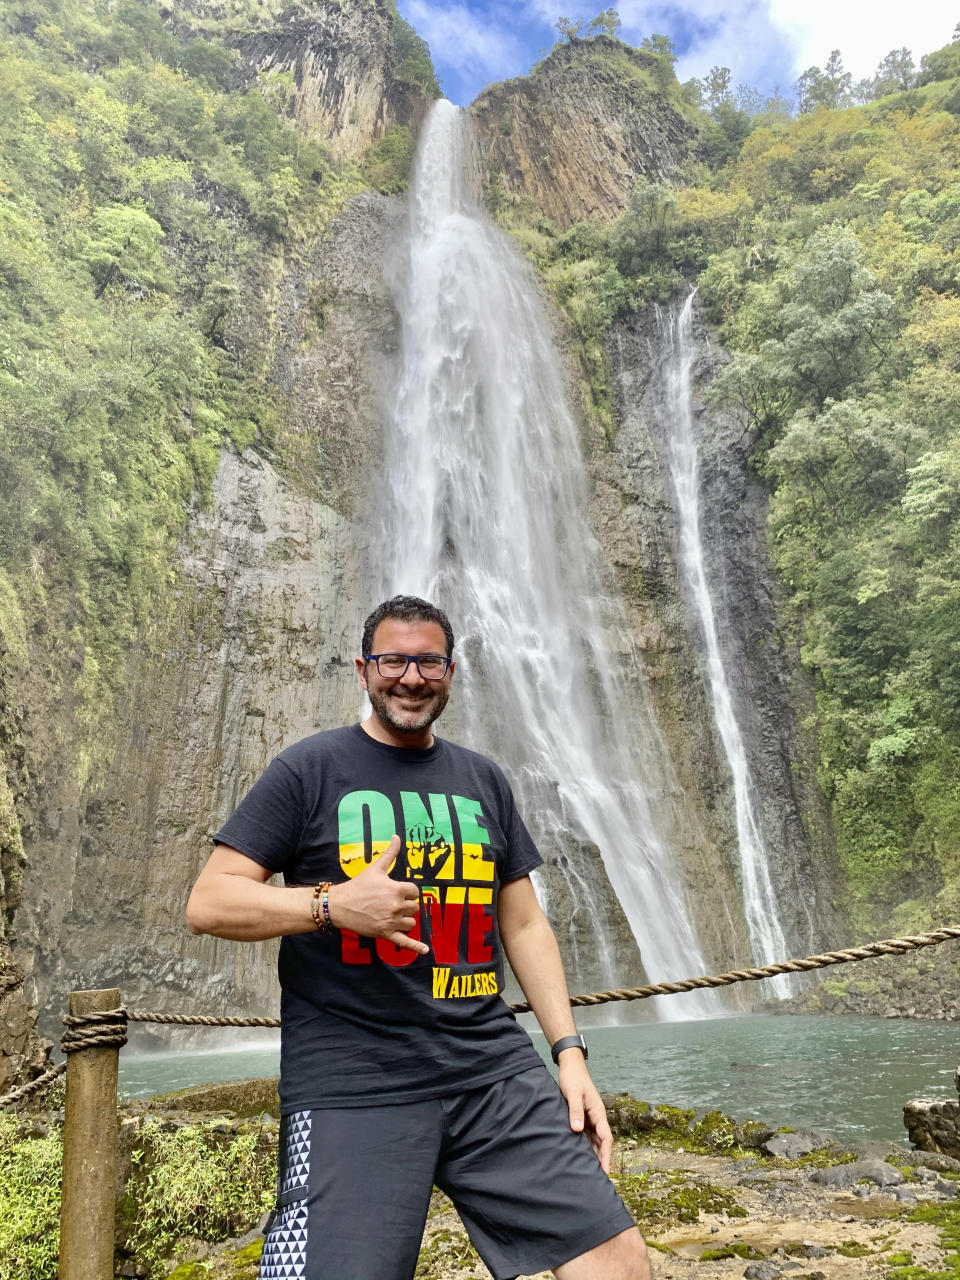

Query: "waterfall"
left=375, top=99, right=716, bottom=1018
left=659, top=293, right=793, bottom=997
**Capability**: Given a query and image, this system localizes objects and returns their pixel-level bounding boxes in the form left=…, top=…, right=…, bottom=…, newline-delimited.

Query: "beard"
left=368, top=683, right=450, bottom=736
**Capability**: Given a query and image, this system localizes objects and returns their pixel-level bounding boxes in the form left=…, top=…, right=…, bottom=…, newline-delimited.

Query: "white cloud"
left=768, top=0, right=953, bottom=80
left=614, top=0, right=796, bottom=95
left=404, top=0, right=527, bottom=85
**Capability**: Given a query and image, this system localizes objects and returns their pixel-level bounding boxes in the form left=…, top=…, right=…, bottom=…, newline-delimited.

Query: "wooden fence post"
left=59, top=988, right=121, bottom=1280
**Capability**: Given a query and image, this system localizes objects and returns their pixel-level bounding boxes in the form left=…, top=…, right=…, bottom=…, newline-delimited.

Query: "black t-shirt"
left=214, top=724, right=545, bottom=1112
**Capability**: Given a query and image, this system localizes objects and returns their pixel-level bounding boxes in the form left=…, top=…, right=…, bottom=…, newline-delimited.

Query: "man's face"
left=356, top=619, right=455, bottom=739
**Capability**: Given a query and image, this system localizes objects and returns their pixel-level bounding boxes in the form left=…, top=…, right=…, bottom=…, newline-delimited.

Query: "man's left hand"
left=558, top=1055, right=613, bottom=1173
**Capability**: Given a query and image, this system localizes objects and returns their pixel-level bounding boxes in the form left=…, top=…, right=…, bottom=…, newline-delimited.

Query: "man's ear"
left=355, top=656, right=368, bottom=689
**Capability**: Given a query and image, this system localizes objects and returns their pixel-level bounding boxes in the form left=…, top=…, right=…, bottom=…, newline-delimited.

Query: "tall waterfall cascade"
left=658, top=294, right=794, bottom=998
left=376, top=99, right=716, bottom=1018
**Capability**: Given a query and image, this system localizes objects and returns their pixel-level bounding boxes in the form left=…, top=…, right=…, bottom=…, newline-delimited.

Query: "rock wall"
left=0, top=646, right=52, bottom=1089
left=471, top=38, right=698, bottom=227
left=590, top=299, right=840, bottom=971
left=13, top=192, right=403, bottom=1042
left=233, top=1, right=430, bottom=161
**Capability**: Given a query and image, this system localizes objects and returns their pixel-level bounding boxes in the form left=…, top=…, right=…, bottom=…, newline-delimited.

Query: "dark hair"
left=361, top=596, right=455, bottom=658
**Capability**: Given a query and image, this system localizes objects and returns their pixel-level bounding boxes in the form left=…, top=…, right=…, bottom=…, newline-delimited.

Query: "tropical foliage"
left=0, top=0, right=379, bottom=779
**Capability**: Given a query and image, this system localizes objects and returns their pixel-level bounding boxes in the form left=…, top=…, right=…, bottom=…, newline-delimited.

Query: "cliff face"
left=0, top=672, right=50, bottom=1089
left=596, top=302, right=841, bottom=964
left=14, top=192, right=401, bottom=1041
left=233, top=3, right=430, bottom=160
left=471, top=38, right=699, bottom=227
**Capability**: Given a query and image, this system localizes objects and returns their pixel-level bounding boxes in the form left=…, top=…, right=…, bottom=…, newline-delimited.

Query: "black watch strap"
left=550, top=1033, right=588, bottom=1064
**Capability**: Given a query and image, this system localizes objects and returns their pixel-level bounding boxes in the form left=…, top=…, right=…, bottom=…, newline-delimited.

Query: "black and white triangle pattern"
left=259, top=1200, right=309, bottom=1279
left=279, top=1110, right=311, bottom=1196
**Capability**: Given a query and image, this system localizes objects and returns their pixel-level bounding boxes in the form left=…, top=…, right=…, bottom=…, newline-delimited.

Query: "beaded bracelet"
left=310, top=881, right=334, bottom=933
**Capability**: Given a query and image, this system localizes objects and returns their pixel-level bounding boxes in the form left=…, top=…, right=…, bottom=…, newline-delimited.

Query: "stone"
left=799, top=1244, right=831, bottom=1258
left=809, top=1159, right=903, bottom=1189
left=912, top=1151, right=960, bottom=1173
left=905, top=1098, right=960, bottom=1158
left=234, top=7, right=430, bottom=162
left=761, top=1130, right=837, bottom=1160
left=743, top=1263, right=781, bottom=1280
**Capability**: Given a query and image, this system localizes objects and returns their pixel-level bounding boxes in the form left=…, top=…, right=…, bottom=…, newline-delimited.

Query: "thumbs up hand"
left=327, top=836, right=430, bottom=954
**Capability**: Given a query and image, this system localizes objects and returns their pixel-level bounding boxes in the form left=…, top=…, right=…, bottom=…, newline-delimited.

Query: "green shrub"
left=123, top=1119, right=275, bottom=1277
left=0, top=1116, right=62, bottom=1280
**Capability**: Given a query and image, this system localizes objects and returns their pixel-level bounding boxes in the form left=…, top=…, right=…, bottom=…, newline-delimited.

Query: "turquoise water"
left=118, top=1014, right=960, bottom=1145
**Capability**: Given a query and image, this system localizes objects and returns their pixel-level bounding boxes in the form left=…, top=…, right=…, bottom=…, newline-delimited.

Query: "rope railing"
left=4, top=924, right=960, bottom=1112
left=509, top=925, right=960, bottom=1014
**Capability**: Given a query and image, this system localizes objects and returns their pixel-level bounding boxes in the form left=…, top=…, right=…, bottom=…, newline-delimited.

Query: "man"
left=187, top=595, right=650, bottom=1280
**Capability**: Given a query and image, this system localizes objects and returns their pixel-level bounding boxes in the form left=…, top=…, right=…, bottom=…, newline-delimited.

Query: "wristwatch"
left=550, top=1032, right=588, bottom=1064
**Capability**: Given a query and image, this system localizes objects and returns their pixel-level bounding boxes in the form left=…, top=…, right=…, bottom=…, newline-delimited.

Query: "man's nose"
left=399, top=660, right=426, bottom=684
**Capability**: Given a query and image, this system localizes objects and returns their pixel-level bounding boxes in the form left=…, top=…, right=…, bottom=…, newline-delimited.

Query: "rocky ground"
left=759, top=946, right=960, bottom=1022
left=160, top=1095, right=960, bottom=1280
left=413, top=1138, right=955, bottom=1280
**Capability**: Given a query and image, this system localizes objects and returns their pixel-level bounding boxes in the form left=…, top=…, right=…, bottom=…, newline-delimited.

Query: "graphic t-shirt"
left=214, top=724, right=545, bottom=1112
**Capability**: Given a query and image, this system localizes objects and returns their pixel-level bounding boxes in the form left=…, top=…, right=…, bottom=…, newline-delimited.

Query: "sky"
left=395, top=0, right=957, bottom=109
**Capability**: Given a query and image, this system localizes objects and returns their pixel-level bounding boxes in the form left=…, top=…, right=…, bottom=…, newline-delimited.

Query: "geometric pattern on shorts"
left=259, top=1199, right=308, bottom=1279
left=278, top=1110, right=311, bottom=1196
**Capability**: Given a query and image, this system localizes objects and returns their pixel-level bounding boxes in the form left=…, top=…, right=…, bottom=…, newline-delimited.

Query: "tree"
left=702, top=65, right=733, bottom=112
left=640, top=34, right=676, bottom=90
left=610, top=180, right=677, bottom=270
left=641, top=33, right=675, bottom=62
left=918, top=37, right=960, bottom=86
left=587, top=8, right=620, bottom=38
left=80, top=205, right=168, bottom=299
left=554, top=16, right=583, bottom=41
left=796, top=50, right=853, bottom=112
left=856, top=48, right=917, bottom=101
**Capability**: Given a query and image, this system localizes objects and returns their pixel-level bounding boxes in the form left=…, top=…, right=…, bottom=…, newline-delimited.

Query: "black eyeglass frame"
left=363, top=653, right=453, bottom=680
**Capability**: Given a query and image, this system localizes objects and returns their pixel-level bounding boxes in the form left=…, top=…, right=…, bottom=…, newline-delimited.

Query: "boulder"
left=743, top=1264, right=781, bottom=1280
left=904, top=1098, right=960, bottom=1159
left=760, top=1129, right=836, bottom=1160
left=809, top=1159, right=903, bottom=1189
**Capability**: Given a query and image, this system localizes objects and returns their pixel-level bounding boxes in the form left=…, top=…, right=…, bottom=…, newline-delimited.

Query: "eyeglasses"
left=364, top=653, right=453, bottom=680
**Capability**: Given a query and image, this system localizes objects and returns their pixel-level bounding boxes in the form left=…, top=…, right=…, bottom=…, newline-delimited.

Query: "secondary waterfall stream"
left=658, top=294, right=793, bottom=996
left=375, top=99, right=715, bottom=1017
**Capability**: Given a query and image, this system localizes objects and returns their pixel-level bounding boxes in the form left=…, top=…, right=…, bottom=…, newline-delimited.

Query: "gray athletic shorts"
left=259, top=1064, right=636, bottom=1280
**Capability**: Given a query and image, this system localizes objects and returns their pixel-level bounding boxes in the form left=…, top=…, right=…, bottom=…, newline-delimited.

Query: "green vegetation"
left=388, top=4, right=442, bottom=99
left=0, top=0, right=368, bottom=792
left=0, top=1112, right=274, bottom=1280
left=0, top=1116, right=61, bottom=1280
left=414, top=1224, right=486, bottom=1278
left=885, top=1198, right=960, bottom=1279
left=613, top=1167, right=747, bottom=1227
left=362, top=123, right=416, bottom=193
left=695, top=80, right=960, bottom=933
left=700, top=1241, right=766, bottom=1259
left=121, top=1119, right=274, bottom=1276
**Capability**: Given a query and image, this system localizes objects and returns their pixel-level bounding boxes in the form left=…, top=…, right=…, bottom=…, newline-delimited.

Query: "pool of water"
left=118, top=1013, right=960, bottom=1145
